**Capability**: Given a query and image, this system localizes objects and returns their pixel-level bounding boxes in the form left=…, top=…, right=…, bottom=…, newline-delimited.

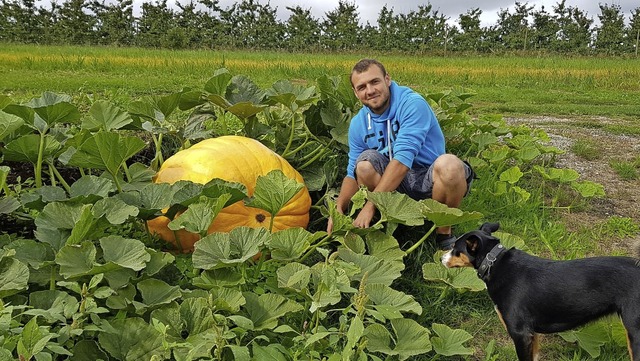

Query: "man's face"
left=351, top=65, right=392, bottom=115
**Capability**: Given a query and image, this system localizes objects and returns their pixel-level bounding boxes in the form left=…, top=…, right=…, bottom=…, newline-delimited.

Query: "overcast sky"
left=213, top=0, right=638, bottom=27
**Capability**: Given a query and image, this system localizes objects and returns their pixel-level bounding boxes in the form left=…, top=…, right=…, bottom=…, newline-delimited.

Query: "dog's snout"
left=441, top=251, right=452, bottom=267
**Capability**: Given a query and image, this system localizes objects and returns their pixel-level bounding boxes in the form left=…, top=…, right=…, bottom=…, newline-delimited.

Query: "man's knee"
left=433, top=154, right=465, bottom=180
left=355, top=160, right=381, bottom=189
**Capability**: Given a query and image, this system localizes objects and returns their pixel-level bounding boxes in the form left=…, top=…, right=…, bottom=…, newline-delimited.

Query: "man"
left=327, top=58, right=474, bottom=250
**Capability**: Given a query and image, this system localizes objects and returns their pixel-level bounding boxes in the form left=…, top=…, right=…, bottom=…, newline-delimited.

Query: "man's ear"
left=385, top=73, right=391, bottom=86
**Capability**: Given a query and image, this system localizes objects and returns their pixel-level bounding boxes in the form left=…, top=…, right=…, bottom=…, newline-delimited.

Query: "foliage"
left=0, top=68, right=624, bottom=360
left=1, top=0, right=640, bottom=54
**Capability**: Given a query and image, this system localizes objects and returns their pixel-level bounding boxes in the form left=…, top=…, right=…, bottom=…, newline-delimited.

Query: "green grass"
left=571, top=139, right=602, bottom=160
left=2, top=44, right=640, bottom=119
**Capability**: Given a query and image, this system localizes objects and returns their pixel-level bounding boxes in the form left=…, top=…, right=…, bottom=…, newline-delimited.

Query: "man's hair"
left=351, top=59, right=387, bottom=86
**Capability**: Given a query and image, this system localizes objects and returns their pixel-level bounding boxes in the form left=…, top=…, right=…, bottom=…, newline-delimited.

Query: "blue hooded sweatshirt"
left=346, top=81, right=445, bottom=179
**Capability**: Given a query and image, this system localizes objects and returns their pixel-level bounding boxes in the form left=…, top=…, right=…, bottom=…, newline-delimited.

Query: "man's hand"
left=353, top=201, right=376, bottom=228
left=326, top=208, right=343, bottom=235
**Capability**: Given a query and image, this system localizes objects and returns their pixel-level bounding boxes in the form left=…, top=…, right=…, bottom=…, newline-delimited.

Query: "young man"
left=327, top=58, right=474, bottom=250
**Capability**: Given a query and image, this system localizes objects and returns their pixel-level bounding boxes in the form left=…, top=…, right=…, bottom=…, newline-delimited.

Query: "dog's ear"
left=480, top=222, right=500, bottom=234
left=466, top=237, right=480, bottom=255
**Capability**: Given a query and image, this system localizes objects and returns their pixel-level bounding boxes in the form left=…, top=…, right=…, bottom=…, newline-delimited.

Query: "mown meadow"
left=1, top=44, right=639, bottom=360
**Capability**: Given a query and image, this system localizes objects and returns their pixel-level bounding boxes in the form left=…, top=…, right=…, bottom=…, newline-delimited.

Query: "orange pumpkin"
left=147, top=136, right=311, bottom=252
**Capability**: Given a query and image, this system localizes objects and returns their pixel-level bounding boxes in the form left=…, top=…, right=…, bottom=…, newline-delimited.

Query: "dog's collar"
left=477, top=244, right=506, bottom=282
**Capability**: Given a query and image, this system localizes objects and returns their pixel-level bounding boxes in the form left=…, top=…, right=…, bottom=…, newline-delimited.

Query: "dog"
left=441, top=222, right=640, bottom=361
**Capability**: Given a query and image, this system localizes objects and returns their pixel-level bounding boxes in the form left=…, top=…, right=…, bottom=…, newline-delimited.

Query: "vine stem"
left=405, top=224, right=437, bottom=254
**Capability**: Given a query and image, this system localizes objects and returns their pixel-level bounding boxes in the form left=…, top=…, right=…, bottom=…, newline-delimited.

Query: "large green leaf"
left=137, top=278, right=181, bottom=308
left=0, top=251, right=29, bottom=298
left=243, top=292, right=304, bottom=330
left=56, top=241, right=97, bottom=278
left=98, top=318, right=165, bottom=361
left=26, top=92, right=81, bottom=128
left=68, top=175, right=116, bottom=201
left=168, top=194, right=231, bottom=236
left=67, top=132, right=146, bottom=176
left=337, top=248, right=404, bottom=286
left=84, top=100, right=133, bottom=131
left=559, top=320, right=609, bottom=358
left=367, top=191, right=425, bottom=226
left=365, top=318, right=432, bottom=360
left=100, top=235, right=151, bottom=271
left=3, top=134, right=61, bottom=163
left=192, top=227, right=270, bottom=269
left=0, top=110, right=24, bottom=141
left=365, top=283, right=422, bottom=317
left=269, top=228, right=312, bottom=261
left=422, top=262, right=486, bottom=291
left=419, top=199, right=483, bottom=227
left=246, top=169, right=304, bottom=220
left=431, top=323, right=474, bottom=356
left=276, top=262, right=311, bottom=292
left=204, top=68, right=233, bottom=96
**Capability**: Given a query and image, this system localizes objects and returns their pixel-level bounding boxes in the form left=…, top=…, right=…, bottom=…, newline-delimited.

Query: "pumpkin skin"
left=147, top=135, right=311, bottom=252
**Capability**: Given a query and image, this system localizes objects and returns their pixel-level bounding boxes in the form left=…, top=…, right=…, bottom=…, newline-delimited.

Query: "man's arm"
left=353, top=159, right=409, bottom=228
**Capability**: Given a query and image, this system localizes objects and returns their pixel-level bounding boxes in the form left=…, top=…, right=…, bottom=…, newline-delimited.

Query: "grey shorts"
left=356, top=149, right=474, bottom=200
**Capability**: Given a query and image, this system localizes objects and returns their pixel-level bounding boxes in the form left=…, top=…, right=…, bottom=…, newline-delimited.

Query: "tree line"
left=1, top=0, right=639, bottom=55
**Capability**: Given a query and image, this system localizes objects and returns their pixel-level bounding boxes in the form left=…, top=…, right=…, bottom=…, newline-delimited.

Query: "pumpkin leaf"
left=192, top=227, right=270, bottom=269
left=337, top=248, right=404, bottom=286
left=419, top=199, right=483, bottom=228
left=365, top=283, right=422, bottom=318
left=243, top=292, right=304, bottom=331
left=66, top=132, right=146, bottom=178
left=367, top=192, right=425, bottom=227
left=0, top=252, right=29, bottom=298
left=168, top=194, right=231, bottom=237
left=431, top=323, right=474, bottom=356
left=422, top=262, right=486, bottom=292
left=0, top=110, right=24, bottom=141
left=83, top=100, right=133, bottom=131
left=365, top=318, right=432, bottom=360
left=97, top=318, right=165, bottom=361
left=269, top=228, right=312, bottom=261
left=204, top=68, right=233, bottom=96
left=276, top=262, right=311, bottom=292
left=246, top=169, right=304, bottom=220
left=3, top=134, right=61, bottom=164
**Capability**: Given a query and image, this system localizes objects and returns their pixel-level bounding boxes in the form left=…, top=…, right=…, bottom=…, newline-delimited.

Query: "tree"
left=136, top=0, right=174, bottom=48
left=595, top=3, right=626, bottom=54
left=0, top=0, right=45, bottom=43
left=531, top=5, right=559, bottom=50
left=494, top=2, right=534, bottom=51
left=321, top=0, right=361, bottom=51
left=454, top=8, right=487, bottom=52
left=285, top=5, right=321, bottom=51
left=626, top=7, right=640, bottom=55
left=552, top=0, right=594, bottom=53
left=52, top=0, right=96, bottom=44
left=91, top=0, right=135, bottom=46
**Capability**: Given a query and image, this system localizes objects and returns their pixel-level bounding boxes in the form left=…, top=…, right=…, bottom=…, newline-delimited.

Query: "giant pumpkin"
left=147, top=135, right=311, bottom=252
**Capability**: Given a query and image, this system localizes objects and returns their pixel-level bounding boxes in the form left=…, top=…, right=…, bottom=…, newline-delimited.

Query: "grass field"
left=2, top=44, right=640, bottom=119
left=1, top=44, right=638, bottom=360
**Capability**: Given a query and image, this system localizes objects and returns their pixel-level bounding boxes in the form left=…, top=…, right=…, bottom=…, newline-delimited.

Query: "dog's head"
left=441, top=222, right=501, bottom=270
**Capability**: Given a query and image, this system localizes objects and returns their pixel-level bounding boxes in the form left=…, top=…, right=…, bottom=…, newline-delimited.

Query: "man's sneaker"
left=436, top=233, right=456, bottom=251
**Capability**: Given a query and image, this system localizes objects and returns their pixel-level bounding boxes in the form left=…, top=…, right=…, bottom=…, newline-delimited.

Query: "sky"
left=212, top=0, right=638, bottom=27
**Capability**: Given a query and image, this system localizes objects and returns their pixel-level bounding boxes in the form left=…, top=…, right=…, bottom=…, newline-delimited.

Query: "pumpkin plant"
left=147, top=135, right=312, bottom=252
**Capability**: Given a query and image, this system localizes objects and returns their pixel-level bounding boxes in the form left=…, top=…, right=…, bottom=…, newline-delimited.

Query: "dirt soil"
left=506, top=116, right=640, bottom=255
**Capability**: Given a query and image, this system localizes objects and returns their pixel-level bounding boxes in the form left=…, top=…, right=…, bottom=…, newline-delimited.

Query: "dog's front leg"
left=509, top=329, right=540, bottom=361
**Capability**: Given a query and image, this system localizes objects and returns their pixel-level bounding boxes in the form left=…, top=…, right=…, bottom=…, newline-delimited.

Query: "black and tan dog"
left=441, top=222, right=640, bottom=361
